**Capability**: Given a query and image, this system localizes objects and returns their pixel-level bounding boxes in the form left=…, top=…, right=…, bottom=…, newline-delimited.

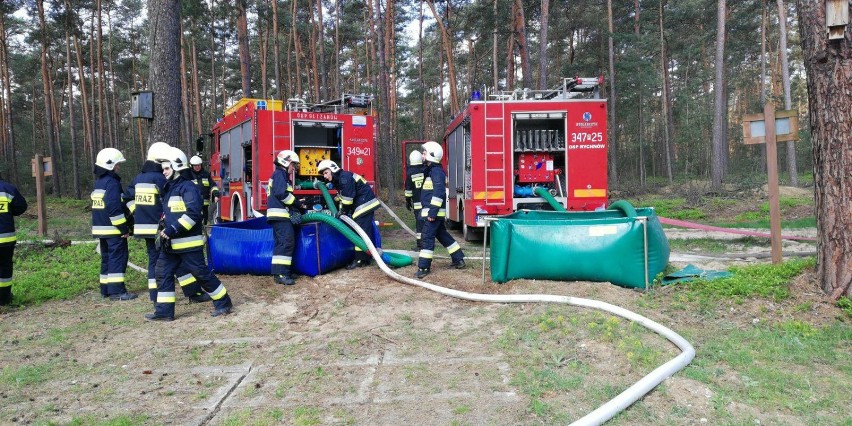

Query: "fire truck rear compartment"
left=512, top=117, right=567, bottom=210
left=292, top=121, right=343, bottom=179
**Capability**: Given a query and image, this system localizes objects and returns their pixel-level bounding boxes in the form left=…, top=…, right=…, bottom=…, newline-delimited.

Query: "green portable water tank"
left=489, top=201, right=669, bottom=289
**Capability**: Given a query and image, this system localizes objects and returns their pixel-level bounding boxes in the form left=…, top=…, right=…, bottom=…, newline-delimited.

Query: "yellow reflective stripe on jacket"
left=168, top=196, right=187, bottom=212
left=136, top=183, right=159, bottom=194
left=430, top=196, right=443, bottom=207
left=110, top=214, right=127, bottom=226
left=92, top=225, right=121, bottom=236
left=352, top=198, right=380, bottom=219
left=422, top=178, right=434, bottom=190
left=178, top=214, right=196, bottom=230
left=134, top=224, right=159, bottom=235
left=91, top=189, right=106, bottom=209
left=0, top=232, right=16, bottom=244
left=170, top=235, right=204, bottom=250
left=0, top=277, right=12, bottom=287
left=267, top=208, right=291, bottom=218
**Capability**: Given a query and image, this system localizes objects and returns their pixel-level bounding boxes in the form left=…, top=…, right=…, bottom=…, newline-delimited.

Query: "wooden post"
left=763, top=103, right=783, bottom=264
left=32, top=154, right=48, bottom=236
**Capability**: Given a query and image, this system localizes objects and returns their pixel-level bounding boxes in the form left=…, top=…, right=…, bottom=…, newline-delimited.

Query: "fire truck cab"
left=444, top=77, right=609, bottom=241
left=208, top=95, right=376, bottom=222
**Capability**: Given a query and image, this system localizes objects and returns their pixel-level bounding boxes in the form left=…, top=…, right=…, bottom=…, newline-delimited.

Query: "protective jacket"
left=192, top=168, right=219, bottom=206
left=420, top=163, right=448, bottom=220
left=404, top=164, right=425, bottom=211
left=161, top=170, right=205, bottom=253
left=91, top=166, right=131, bottom=237
left=331, top=170, right=379, bottom=219
left=266, top=166, right=296, bottom=221
left=0, top=179, right=28, bottom=247
left=124, top=160, right=167, bottom=238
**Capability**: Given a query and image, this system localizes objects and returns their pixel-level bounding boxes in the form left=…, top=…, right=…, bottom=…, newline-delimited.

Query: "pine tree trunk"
left=710, top=0, right=727, bottom=190
left=513, top=0, right=532, bottom=90
left=236, top=0, right=252, bottom=97
left=425, top=0, right=460, bottom=115
left=179, top=27, right=192, bottom=149
left=795, top=1, right=852, bottom=299
left=65, top=32, right=81, bottom=198
left=776, top=0, right=797, bottom=186
left=0, top=17, right=16, bottom=182
left=660, top=0, right=674, bottom=184
left=316, top=0, right=327, bottom=100
left=606, top=0, right=618, bottom=186
left=259, top=16, right=268, bottom=99
left=37, top=0, right=62, bottom=196
left=73, top=34, right=95, bottom=166
left=148, top=0, right=183, bottom=147
left=191, top=35, right=203, bottom=135
left=291, top=0, right=301, bottom=97
left=272, top=0, right=282, bottom=98
left=310, top=4, right=320, bottom=100
left=538, top=0, right=549, bottom=89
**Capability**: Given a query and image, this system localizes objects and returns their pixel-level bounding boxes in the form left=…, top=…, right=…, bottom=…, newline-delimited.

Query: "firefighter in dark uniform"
left=415, top=141, right=465, bottom=279
left=267, top=150, right=300, bottom=285
left=404, top=150, right=426, bottom=250
left=318, top=159, right=380, bottom=269
left=124, top=142, right=207, bottom=303
left=145, top=148, right=232, bottom=321
left=0, top=173, right=28, bottom=306
left=91, top=148, right=138, bottom=300
left=189, top=155, right=219, bottom=226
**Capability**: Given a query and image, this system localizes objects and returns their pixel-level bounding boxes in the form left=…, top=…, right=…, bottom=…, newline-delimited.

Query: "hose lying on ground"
left=340, top=215, right=696, bottom=426
left=301, top=211, right=412, bottom=267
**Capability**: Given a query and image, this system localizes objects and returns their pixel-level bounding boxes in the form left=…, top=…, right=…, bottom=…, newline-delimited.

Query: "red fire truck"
left=207, top=95, right=376, bottom=221
left=443, top=77, right=609, bottom=240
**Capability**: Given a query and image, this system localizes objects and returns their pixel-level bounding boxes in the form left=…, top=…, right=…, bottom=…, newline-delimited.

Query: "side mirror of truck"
left=195, top=136, right=205, bottom=154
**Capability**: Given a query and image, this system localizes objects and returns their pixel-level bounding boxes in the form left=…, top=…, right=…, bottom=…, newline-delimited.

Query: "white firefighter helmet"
left=409, top=150, right=423, bottom=166
left=276, top=150, right=300, bottom=167
left=95, top=148, right=126, bottom=170
left=317, top=159, right=340, bottom=174
left=146, top=142, right=171, bottom=162
left=168, top=147, right=190, bottom=173
left=190, top=155, right=203, bottom=166
left=422, top=141, right=443, bottom=163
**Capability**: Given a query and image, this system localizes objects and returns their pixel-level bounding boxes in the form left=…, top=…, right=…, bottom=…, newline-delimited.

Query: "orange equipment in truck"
left=443, top=77, right=608, bottom=241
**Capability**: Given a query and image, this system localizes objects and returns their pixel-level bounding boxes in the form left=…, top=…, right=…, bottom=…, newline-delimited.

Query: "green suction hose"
left=533, top=186, right=567, bottom=212
left=301, top=182, right=412, bottom=267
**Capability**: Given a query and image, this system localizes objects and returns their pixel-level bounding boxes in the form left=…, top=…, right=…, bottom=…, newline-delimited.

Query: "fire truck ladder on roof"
left=482, top=92, right=507, bottom=206
left=271, top=107, right=290, bottom=154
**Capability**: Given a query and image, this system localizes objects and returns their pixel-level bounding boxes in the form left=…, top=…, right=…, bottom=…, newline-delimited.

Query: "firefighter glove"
left=405, top=198, right=413, bottom=211
left=290, top=210, right=303, bottom=225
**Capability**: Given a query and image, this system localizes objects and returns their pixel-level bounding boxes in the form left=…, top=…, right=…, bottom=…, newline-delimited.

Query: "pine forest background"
left=0, top=0, right=812, bottom=199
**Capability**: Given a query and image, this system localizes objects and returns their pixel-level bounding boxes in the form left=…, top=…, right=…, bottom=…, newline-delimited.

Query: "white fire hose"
left=340, top=215, right=695, bottom=426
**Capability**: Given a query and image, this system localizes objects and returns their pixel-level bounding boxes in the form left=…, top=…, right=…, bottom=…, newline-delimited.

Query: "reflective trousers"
left=99, top=237, right=129, bottom=297
left=417, top=218, right=464, bottom=270
left=143, top=238, right=203, bottom=302
left=353, top=211, right=376, bottom=263
left=154, top=249, right=231, bottom=318
left=0, top=245, right=13, bottom=305
left=271, top=220, right=295, bottom=277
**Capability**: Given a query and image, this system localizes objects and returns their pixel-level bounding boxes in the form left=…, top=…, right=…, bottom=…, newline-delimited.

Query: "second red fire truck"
left=434, top=77, right=609, bottom=241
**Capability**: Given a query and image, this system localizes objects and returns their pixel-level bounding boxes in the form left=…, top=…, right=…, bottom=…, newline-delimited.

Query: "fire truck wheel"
left=463, top=222, right=482, bottom=242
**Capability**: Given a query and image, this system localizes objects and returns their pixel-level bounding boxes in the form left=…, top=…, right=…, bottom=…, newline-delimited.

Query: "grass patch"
left=837, top=297, right=852, bottom=318
left=9, top=242, right=147, bottom=306
left=65, top=414, right=150, bottom=425
left=683, top=257, right=815, bottom=302
left=667, top=237, right=770, bottom=254
left=629, top=197, right=706, bottom=220
left=686, top=321, right=851, bottom=422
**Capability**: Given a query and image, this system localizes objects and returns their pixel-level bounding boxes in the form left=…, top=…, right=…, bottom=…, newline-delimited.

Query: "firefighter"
left=0, top=172, right=28, bottom=306
left=267, top=150, right=301, bottom=285
left=189, top=155, right=219, bottom=225
left=404, top=150, right=426, bottom=250
left=145, top=147, right=232, bottom=321
left=414, top=141, right=465, bottom=279
left=317, top=159, right=380, bottom=269
left=124, top=142, right=208, bottom=303
left=91, top=148, right=138, bottom=300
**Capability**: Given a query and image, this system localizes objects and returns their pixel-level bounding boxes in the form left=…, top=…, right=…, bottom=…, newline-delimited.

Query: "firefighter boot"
left=211, top=306, right=232, bottom=317
left=144, top=313, right=174, bottom=322
left=451, top=259, right=466, bottom=269
left=189, top=292, right=212, bottom=303
left=274, top=275, right=295, bottom=285
left=414, top=268, right=431, bottom=279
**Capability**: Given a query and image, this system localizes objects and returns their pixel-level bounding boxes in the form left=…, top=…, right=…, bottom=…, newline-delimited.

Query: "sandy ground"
left=0, top=222, right=838, bottom=425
